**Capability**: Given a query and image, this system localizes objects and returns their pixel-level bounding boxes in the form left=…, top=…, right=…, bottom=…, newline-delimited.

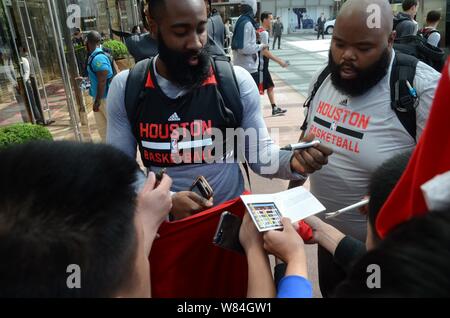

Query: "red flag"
left=149, top=195, right=248, bottom=298
left=376, top=59, right=450, bottom=238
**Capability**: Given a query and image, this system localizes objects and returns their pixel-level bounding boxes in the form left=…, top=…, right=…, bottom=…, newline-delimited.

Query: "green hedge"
left=102, top=39, right=128, bottom=60
left=0, top=123, right=53, bottom=148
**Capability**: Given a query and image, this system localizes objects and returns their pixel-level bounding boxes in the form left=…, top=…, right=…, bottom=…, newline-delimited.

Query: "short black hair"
left=402, top=0, right=418, bottom=12
left=367, top=151, right=412, bottom=240
left=335, top=209, right=450, bottom=297
left=86, top=30, right=101, bottom=45
left=426, top=10, right=441, bottom=23
left=0, top=141, right=139, bottom=297
left=260, top=11, right=272, bottom=23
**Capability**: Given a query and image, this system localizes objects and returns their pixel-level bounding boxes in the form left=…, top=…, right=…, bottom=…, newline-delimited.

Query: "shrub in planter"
left=0, top=123, right=53, bottom=148
left=102, top=40, right=128, bottom=60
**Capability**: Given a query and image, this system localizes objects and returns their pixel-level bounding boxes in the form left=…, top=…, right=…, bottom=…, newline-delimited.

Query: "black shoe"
left=272, top=107, right=287, bottom=116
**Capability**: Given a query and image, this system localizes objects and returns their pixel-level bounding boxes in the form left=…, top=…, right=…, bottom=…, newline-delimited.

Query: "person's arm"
left=414, top=61, right=441, bottom=141
left=106, top=70, right=138, bottom=158
left=263, top=218, right=312, bottom=298
left=303, top=216, right=346, bottom=255
left=235, top=66, right=332, bottom=180
left=239, top=213, right=276, bottom=298
left=238, top=22, right=266, bottom=55
left=94, top=70, right=108, bottom=111
left=92, top=54, right=112, bottom=109
left=111, top=28, right=132, bottom=38
left=262, top=49, right=288, bottom=67
left=303, top=216, right=365, bottom=272
left=136, top=172, right=173, bottom=297
left=260, top=32, right=287, bottom=67
left=137, top=172, right=173, bottom=256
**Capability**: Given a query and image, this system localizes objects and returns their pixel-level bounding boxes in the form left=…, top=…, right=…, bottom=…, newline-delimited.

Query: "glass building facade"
left=0, top=0, right=142, bottom=141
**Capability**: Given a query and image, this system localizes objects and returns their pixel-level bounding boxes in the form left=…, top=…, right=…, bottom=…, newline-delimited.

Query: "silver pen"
left=325, top=199, right=370, bottom=219
left=281, top=140, right=321, bottom=151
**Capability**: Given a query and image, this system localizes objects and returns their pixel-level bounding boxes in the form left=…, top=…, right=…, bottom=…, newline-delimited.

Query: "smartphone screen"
left=213, top=212, right=245, bottom=254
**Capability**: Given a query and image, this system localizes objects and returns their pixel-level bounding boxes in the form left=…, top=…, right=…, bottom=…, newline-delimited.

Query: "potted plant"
left=102, top=39, right=130, bottom=71
left=0, top=123, right=53, bottom=148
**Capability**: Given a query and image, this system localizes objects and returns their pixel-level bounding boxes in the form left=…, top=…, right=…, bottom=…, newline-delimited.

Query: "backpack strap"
left=87, top=51, right=104, bottom=74
left=390, top=52, right=419, bottom=141
left=211, top=55, right=251, bottom=190
left=300, top=66, right=330, bottom=132
left=124, top=57, right=153, bottom=128
left=210, top=55, right=243, bottom=127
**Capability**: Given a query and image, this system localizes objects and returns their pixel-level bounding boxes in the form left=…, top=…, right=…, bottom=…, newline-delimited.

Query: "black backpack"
left=394, top=34, right=445, bottom=72
left=124, top=53, right=253, bottom=186
left=301, top=52, right=420, bottom=141
left=418, top=27, right=440, bottom=40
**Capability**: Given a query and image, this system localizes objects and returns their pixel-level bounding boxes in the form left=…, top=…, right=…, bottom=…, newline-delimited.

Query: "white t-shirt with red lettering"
left=305, top=51, right=440, bottom=240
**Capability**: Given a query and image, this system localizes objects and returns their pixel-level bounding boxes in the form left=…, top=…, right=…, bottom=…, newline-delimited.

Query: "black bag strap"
left=88, top=50, right=116, bottom=77
left=300, top=65, right=330, bottom=132
left=210, top=55, right=243, bottom=127
left=124, top=55, right=252, bottom=190
left=390, top=52, right=419, bottom=141
left=300, top=53, right=418, bottom=141
left=124, top=57, right=153, bottom=128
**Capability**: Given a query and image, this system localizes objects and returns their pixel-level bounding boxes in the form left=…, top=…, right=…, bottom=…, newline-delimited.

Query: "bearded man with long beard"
left=294, top=0, right=441, bottom=298
left=106, top=0, right=332, bottom=221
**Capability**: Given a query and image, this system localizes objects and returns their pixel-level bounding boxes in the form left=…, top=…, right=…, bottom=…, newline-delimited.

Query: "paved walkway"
left=247, top=33, right=334, bottom=298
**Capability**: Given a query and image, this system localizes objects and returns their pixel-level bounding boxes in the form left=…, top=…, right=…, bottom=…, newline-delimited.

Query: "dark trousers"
left=317, top=245, right=347, bottom=297
left=317, top=28, right=325, bottom=39
left=273, top=34, right=281, bottom=49
left=25, top=77, right=44, bottom=123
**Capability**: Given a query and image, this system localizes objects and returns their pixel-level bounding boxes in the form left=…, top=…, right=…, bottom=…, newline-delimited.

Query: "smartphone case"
left=213, top=212, right=245, bottom=254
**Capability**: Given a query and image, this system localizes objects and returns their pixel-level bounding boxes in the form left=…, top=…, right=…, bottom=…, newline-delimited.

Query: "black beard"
left=329, top=48, right=391, bottom=97
left=157, top=31, right=211, bottom=90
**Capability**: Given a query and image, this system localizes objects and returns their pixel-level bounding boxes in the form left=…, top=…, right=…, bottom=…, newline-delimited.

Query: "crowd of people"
left=1, top=0, right=449, bottom=298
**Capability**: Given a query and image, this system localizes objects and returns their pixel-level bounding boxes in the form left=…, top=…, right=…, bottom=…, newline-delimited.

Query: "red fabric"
left=201, top=69, right=218, bottom=86
left=145, top=71, right=155, bottom=89
left=149, top=195, right=249, bottom=298
left=376, top=58, right=450, bottom=238
left=297, top=220, right=313, bottom=242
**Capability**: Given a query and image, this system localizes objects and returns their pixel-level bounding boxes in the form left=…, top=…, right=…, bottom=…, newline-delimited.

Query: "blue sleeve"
left=277, top=275, right=313, bottom=298
left=92, top=54, right=112, bottom=73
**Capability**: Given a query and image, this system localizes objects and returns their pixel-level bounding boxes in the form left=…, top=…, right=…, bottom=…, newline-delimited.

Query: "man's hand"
left=263, top=218, right=305, bottom=264
left=93, top=100, right=101, bottom=112
left=136, top=172, right=173, bottom=254
left=278, top=60, right=289, bottom=68
left=303, top=215, right=346, bottom=255
left=302, top=215, right=327, bottom=244
left=239, top=212, right=264, bottom=253
left=290, top=133, right=333, bottom=175
left=170, top=191, right=213, bottom=220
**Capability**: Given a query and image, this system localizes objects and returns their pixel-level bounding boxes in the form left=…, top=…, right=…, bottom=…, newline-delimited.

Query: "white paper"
left=421, top=171, right=450, bottom=211
left=240, top=187, right=325, bottom=232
